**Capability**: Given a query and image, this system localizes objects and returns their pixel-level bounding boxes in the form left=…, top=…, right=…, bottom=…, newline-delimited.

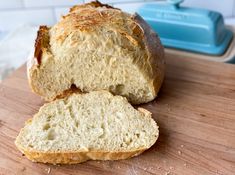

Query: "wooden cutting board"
left=0, top=54, right=234, bottom=175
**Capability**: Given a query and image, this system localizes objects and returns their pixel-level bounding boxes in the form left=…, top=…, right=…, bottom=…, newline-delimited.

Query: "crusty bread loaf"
left=27, top=1, right=165, bottom=104
left=15, top=91, right=159, bottom=164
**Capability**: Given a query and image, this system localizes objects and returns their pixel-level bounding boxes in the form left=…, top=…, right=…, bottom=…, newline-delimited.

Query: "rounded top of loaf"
left=50, top=1, right=146, bottom=52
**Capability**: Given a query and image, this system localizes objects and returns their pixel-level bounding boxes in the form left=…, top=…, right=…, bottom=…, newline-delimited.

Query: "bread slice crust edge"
left=15, top=144, right=146, bottom=164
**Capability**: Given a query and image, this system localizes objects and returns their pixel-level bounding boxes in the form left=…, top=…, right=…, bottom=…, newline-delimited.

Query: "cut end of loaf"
left=15, top=91, right=159, bottom=164
left=27, top=1, right=165, bottom=105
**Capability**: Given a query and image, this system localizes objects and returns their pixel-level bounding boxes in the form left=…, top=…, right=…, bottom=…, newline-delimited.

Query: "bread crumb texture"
left=15, top=91, right=159, bottom=164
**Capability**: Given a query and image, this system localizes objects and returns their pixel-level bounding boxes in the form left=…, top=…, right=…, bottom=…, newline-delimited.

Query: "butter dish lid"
left=137, top=0, right=233, bottom=55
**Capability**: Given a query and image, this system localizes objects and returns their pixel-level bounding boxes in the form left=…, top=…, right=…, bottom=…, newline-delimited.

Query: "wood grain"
left=0, top=54, right=235, bottom=175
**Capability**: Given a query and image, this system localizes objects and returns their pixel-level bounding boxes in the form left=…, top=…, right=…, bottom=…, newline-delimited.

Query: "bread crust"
left=132, top=14, right=165, bottom=97
left=70, top=0, right=119, bottom=13
left=27, top=26, right=48, bottom=97
left=27, top=1, right=165, bottom=104
left=16, top=144, right=145, bottom=164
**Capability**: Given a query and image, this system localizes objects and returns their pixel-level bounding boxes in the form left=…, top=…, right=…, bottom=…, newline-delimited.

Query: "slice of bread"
left=27, top=1, right=165, bottom=104
left=15, top=91, right=159, bottom=164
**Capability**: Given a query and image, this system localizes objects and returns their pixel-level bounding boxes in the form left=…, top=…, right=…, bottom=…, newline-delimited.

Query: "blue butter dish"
left=137, top=0, right=233, bottom=55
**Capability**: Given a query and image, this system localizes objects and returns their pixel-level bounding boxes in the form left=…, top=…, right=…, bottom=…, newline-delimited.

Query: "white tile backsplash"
left=0, top=0, right=235, bottom=31
left=182, top=0, right=234, bottom=17
left=23, top=0, right=83, bottom=7
left=0, top=0, right=23, bottom=9
left=114, top=2, right=148, bottom=14
left=0, top=25, right=38, bottom=80
left=54, top=7, right=70, bottom=21
left=0, top=9, right=55, bottom=30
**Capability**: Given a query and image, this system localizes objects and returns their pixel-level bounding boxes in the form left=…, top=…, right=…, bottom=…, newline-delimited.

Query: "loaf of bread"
left=27, top=1, right=165, bottom=104
left=15, top=91, right=159, bottom=164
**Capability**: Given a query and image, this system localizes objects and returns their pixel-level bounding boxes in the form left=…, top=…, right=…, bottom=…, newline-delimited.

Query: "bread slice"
left=15, top=91, right=159, bottom=164
left=27, top=1, right=165, bottom=104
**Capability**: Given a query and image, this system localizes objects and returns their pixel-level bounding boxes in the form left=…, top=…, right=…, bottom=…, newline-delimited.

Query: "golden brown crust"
left=132, top=14, right=165, bottom=97
left=52, top=3, right=124, bottom=42
left=16, top=144, right=145, bottom=164
left=53, top=84, right=82, bottom=101
left=27, top=26, right=49, bottom=95
left=27, top=26, right=49, bottom=75
left=137, top=107, right=152, bottom=117
left=70, top=0, right=119, bottom=13
left=27, top=26, right=53, bottom=98
left=34, top=26, right=50, bottom=65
